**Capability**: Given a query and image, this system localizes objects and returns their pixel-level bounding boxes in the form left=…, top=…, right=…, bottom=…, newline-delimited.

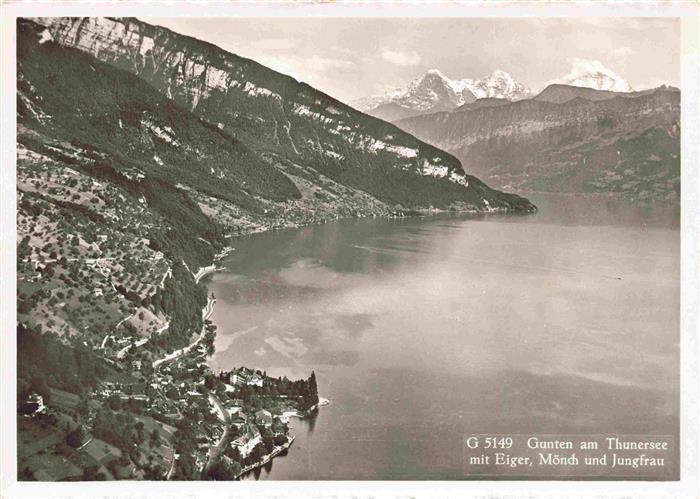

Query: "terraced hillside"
left=18, top=16, right=537, bottom=349
left=16, top=17, right=535, bottom=481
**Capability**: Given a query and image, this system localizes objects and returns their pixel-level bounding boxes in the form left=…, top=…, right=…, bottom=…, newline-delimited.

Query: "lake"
left=206, top=193, right=680, bottom=480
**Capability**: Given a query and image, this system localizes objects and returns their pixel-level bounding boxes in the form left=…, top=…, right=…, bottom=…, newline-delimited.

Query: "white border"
left=1, top=2, right=698, bottom=498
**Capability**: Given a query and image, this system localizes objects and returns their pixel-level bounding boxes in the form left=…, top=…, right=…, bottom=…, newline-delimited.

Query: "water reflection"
left=210, top=193, right=679, bottom=480
left=305, top=408, right=319, bottom=434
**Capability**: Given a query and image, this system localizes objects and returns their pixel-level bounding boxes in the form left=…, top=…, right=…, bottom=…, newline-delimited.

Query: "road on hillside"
left=152, top=297, right=214, bottom=369
left=201, top=393, right=231, bottom=478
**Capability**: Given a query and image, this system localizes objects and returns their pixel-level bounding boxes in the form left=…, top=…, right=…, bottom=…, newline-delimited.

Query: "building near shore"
left=231, top=423, right=261, bottom=457
left=255, top=409, right=273, bottom=426
left=247, top=373, right=264, bottom=387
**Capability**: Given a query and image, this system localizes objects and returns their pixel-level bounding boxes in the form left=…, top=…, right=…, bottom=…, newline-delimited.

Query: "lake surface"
left=206, top=193, right=680, bottom=480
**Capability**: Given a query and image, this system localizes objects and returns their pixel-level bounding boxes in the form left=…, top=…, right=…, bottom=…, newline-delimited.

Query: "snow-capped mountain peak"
left=352, top=69, right=531, bottom=119
left=460, top=69, right=531, bottom=101
left=556, top=60, right=633, bottom=92
left=425, top=68, right=448, bottom=78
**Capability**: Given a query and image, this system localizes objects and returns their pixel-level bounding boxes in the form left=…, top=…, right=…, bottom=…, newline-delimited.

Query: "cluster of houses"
left=93, top=362, right=285, bottom=460
left=100, top=381, right=149, bottom=402
left=214, top=368, right=294, bottom=457
left=150, top=373, right=202, bottom=398
left=229, top=408, right=276, bottom=458
left=220, top=367, right=264, bottom=390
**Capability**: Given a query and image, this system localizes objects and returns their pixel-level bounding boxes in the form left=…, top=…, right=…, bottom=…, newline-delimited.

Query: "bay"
left=207, top=193, right=680, bottom=479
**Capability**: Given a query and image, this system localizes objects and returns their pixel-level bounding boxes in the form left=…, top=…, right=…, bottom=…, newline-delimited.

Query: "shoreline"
left=211, top=204, right=537, bottom=246
left=192, top=230, right=340, bottom=479
left=277, top=396, right=330, bottom=425
left=187, top=208, right=527, bottom=479
left=235, top=435, right=296, bottom=480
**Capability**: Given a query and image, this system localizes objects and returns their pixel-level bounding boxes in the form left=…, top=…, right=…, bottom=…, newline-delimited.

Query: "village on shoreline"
left=16, top=176, right=471, bottom=482
left=17, top=188, right=513, bottom=482
left=19, top=241, right=324, bottom=481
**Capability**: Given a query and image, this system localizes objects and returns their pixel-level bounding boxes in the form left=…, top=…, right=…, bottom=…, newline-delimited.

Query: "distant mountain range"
left=352, top=62, right=678, bottom=201
left=395, top=84, right=680, bottom=200
left=353, top=62, right=635, bottom=122
left=351, top=69, right=532, bottom=122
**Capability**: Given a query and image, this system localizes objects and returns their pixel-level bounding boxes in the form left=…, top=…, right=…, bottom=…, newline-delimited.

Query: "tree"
left=263, top=435, right=274, bottom=454
left=135, top=421, right=145, bottom=444
left=143, top=464, right=164, bottom=480
left=250, top=442, right=266, bottom=462
left=225, top=444, right=241, bottom=463
left=309, top=371, right=318, bottom=397
left=174, top=452, right=197, bottom=480
left=149, top=428, right=161, bottom=448
left=230, top=461, right=242, bottom=477
left=129, top=446, right=141, bottom=465
left=76, top=392, right=90, bottom=419
left=66, top=424, right=85, bottom=448
left=106, top=393, right=122, bottom=411
left=166, top=386, right=179, bottom=400
left=207, top=460, right=234, bottom=480
left=18, top=235, right=31, bottom=259
left=204, top=374, right=217, bottom=390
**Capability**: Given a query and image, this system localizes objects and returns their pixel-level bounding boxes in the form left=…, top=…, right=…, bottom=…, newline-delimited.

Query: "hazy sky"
left=145, top=17, right=680, bottom=102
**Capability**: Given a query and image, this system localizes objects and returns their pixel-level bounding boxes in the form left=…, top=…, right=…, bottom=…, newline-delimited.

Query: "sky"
left=145, top=17, right=680, bottom=103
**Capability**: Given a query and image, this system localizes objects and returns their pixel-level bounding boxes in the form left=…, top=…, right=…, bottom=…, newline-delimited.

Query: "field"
left=17, top=418, right=82, bottom=481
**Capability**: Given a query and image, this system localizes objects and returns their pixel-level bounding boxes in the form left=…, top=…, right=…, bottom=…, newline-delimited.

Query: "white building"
left=246, top=374, right=264, bottom=387
left=231, top=423, right=262, bottom=457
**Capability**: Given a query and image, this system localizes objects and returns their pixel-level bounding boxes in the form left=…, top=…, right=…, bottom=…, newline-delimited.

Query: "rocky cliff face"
left=29, top=17, right=533, bottom=212
left=395, top=86, right=680, bottom=200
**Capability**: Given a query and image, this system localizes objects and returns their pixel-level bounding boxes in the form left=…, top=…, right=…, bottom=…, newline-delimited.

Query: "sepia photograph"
left=1, top=2, right=698, bottom=498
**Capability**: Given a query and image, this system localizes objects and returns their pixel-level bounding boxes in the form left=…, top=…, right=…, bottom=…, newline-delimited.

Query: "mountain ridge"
left=353, top=61, right=644, bottom=122
left=351, top=68, right=532, bottom=122
left=16, top=15, right=538, bottom=360
left=533, top=83, right=665, bottom=104
left=395, top=85, right=680, bottom=199
left=29, top=16, right=533, bottom=212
